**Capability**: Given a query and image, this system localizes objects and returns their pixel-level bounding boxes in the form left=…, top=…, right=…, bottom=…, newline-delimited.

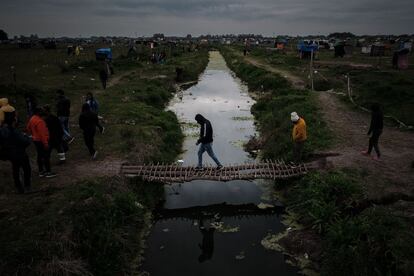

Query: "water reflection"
left=143, top=52, right=298, bottom=276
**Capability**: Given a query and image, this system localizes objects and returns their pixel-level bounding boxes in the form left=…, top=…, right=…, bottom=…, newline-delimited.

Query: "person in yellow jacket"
left=0, top=98, right=16, bottom=126
left=291, top=111, right=307, bottom=163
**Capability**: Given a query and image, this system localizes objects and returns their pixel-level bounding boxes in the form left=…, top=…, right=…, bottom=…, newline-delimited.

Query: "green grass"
left=247, top=45, right=414, bottom=126
left=0, top=44, right=210, bottom=274
left=222, top=45, right=414, bottom=275
left=0, top=177, right=165, bottom=276
left=221, top=46, right=332, bottom=161
left=284, top=170, right=414, bottom=276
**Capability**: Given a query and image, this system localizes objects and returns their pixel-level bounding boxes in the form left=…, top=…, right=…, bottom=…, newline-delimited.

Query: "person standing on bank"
left=79, top=103, right=104, bottom=160
left=362, top=103, right=383, bottom=161
left=56, top=89, right=74, bottom=144
left=26, top=107, right=56, bottom=178
left=0, top=115, right=32, bottom=193
left=291, top=112, right=307, bottom=163
left=195, top=114, right=223, bottom=170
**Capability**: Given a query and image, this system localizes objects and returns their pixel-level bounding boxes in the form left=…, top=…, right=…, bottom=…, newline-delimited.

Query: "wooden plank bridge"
left=120, top=159, right=324, bottom=183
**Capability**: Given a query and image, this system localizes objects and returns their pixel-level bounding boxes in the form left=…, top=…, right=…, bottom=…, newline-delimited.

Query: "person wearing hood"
left=291, top=112, right=307, bottom=163
left=55, top=89, right=74, bottom=144
left=26, top=107, right=56, bottom=178
left=0, top=98, right=16, bottom=126
left=195, top=114, right=223, bottom=170
left=362, top=103, right=383, bottom=161
left=0, top=116, right=32, bottom=194
left=79, top=103, right=104, bottom=160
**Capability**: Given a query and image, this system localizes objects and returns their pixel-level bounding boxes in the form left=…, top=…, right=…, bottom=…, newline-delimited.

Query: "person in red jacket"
left=26, top=107, right=56, bottom=178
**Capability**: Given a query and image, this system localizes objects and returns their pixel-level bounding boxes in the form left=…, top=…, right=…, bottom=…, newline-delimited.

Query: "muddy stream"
left=142, top=51, right=298, bottom=275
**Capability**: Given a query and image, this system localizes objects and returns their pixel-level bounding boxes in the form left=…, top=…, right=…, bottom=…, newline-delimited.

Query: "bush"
left=287, top=171, right=363, bottom=233
left=323, top=207, right=414, bottom=276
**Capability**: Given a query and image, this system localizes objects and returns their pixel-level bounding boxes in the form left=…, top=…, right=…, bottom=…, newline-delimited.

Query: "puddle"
left=142, top=51, right=298, bottom=275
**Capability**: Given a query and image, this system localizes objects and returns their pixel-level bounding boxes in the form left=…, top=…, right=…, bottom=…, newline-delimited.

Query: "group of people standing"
left=0, top=90, right=104, bottom=194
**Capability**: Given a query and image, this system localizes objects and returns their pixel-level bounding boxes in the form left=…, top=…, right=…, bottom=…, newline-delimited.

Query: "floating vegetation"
left=232, top=116, right=254, bottom=121
left=210, top=221, right=240, bottom=233
left=229, top=140, right=246, bottom=149
left=257, top=202, right=275, bottom=209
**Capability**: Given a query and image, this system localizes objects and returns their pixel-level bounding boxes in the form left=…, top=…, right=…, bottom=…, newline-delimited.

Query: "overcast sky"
left=1, top=0, right=413, bottom=37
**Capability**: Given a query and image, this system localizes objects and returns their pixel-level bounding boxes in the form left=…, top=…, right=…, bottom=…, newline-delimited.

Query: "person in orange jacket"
left=291, top=111, right=307, bottom=163
left=26, top=107, right=56, bottom=178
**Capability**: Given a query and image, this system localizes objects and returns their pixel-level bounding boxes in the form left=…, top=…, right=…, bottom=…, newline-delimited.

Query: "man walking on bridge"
left=291, top=112, right=307, bottom=163
left=195, top=114, right=223, bottom=170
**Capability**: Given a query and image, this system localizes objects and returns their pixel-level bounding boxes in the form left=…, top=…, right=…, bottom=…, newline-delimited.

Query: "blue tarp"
left=95, top=48, right=112, bottom=61
left=297, top=42, right=318, bottom=52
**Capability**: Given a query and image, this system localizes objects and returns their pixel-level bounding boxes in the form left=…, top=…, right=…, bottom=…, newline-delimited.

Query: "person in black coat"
left=55, top=89, right=74, bottom=143
left=0, top=117, right=32, bottom=193
left=43, top=105, right=67, bottom=162
left=195, top=114, right=222, bottom=169
left=362, top=103, right=383, bottom=160
left=79, top=103, right=104, bottom=160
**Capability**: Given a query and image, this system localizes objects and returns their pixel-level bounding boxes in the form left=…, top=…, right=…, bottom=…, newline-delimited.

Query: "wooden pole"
left=310, top=50, right=314, bottom=91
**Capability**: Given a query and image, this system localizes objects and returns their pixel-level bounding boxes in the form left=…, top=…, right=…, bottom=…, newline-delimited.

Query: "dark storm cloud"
left=0, top=0, right=413, bottom=36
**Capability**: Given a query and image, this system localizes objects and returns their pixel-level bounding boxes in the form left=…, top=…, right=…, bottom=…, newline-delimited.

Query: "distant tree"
left=0, top=29, right=8, bottom=41
left=328, top=32, right=356, bottom=39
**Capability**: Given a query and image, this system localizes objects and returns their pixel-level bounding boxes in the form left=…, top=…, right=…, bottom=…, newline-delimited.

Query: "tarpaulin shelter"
left=276, top=39, right=287, bottom=50
left=297, top=41, right=318, bottom=59
left=95, top=48, right=112, bottom=61
left=334, top=41, right=345, bottom=57
left=392, top=48, right=409, bottom=70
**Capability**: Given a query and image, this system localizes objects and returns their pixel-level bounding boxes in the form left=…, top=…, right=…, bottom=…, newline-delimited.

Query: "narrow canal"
left=142, top=51, right=298, bottom=275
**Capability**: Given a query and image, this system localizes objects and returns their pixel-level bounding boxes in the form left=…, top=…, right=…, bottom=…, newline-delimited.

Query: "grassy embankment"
left=221, top=46, right=414, bottom=275
left=247, top=45, right=414, bottom=126
left=0, top=44, right=209, bottom=275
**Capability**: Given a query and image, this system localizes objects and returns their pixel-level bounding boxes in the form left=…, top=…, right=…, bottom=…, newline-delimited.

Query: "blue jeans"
left=58, top=116, right=71, bottom=140
left=198, top=143, right=221, bottom=167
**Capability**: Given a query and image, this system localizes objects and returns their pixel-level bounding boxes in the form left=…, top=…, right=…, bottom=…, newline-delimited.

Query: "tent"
left=392, top=48, right=409, bottom=70
left=95, top=48, right=112, bottom=61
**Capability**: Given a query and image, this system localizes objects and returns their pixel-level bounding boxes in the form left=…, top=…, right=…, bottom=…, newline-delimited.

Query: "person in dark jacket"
left=195, top=114, right=222, bottom=170
left=55, top=89, right=74, bottom=143
left=362, top=103, right=384, bottom=161
left=99, top=69, right=108, bottom=89
left=24, top=92, right=37, bottom=118
left=0, top=117, right=32, bottom=193
left=85, top=92, right=99, bottom=114
left=198, top=219, right=215, bottom=263
left=79, top=103, right=104, bottom=160
left=43, top=105, right=66, bottom=162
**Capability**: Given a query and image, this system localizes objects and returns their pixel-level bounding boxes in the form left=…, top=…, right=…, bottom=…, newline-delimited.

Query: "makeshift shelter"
left=334, top=41, right=345, bottom=57
left=392, top=48, right=409, bottom=70
left=95, top=48, right=112, bottom=61
left=275, top=39, right=287, bottom=50
left=297, top=41, right=318, bottom=59
left=370, top=45, right=385, bottom=56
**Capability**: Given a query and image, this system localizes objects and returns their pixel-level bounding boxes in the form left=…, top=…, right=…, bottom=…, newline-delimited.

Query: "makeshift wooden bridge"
left=120, top=159, right=324, bottom=183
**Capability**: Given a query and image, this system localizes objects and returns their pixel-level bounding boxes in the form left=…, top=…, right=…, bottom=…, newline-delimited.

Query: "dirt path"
left=243, top=55, right=306, bottom=90
left=40, top=71, right=135, bottom=188
left=242, top=54, right=414, bottom=199
left=318, top=92, right=414, bottom=199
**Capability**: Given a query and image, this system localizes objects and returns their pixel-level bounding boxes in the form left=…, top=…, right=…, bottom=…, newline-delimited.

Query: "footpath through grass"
left=248, top=46, right=414, bottom=126
left=221, top=46, right=414, bottom=275
left=0, top=44, right=209, bottom=275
